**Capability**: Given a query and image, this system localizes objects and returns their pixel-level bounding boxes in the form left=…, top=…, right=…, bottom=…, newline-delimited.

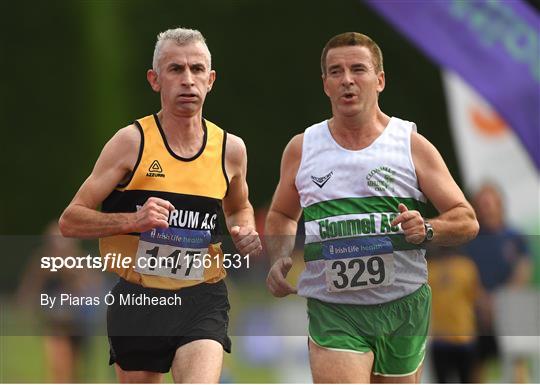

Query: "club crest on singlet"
left=366, top=165, right=396, bottom=193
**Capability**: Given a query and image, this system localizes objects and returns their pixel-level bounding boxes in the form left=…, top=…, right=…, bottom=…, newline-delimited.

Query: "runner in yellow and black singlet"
left=60, top=28, right=261, bottom=383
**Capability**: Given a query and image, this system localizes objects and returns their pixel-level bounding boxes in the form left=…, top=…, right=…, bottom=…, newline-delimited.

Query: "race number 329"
left=325, top=254, right=394, bottom=292
left=322, top=236, right=395, bottom=292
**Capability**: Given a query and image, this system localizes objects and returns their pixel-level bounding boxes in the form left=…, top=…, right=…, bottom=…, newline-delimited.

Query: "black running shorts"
left=107, top=278, right=231, bottom=373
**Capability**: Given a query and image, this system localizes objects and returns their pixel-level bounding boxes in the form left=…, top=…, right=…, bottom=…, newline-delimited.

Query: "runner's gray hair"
left=152, top=27, right=211, bottom=72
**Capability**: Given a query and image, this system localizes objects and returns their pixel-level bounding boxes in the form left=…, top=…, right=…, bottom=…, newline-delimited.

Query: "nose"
left=342, top=69, right=354, bottom=86
left=181, top=69, right=195, bottom=87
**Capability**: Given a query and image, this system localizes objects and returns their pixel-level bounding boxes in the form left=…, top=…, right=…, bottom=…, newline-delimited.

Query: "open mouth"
left=178, top=93, right=199, bottom=103
left=342, top=92, right=356, bottom=100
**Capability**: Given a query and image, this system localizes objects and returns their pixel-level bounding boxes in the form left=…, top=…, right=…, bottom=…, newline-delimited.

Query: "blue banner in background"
left=365, top=0, right=540, bottom=170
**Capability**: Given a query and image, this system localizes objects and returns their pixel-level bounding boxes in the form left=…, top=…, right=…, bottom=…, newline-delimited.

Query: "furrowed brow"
left=168, top=63, right=185, bottom=70
left=328, top=64, right=342, bottom=72
left=191, top=62, right=206, bottom=71
left=351, top=63, right=368, bottom=69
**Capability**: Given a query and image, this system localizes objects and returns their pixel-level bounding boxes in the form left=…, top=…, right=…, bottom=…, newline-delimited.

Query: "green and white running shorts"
left=307, top=284, right=431, bottom=377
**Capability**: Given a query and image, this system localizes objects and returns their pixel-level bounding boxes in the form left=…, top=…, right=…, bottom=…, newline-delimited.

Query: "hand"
left=230, top=225, right=262, bottom=256
left=391, top=203, right=426, bottom=244
left=132, top=197, right=175, bottom=233
left=266, top=257, right=298, bottom=297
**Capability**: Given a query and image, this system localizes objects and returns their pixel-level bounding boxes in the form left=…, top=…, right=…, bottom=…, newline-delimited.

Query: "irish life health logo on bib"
left=323, top=236, right=395, bottom=292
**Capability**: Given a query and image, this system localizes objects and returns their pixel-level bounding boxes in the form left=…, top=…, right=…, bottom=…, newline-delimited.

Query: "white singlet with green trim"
left=295, top=117, right=428, bottom=305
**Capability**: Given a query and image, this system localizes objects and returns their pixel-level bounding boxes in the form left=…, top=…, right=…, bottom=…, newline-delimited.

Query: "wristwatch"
left=424, top=221, right=434, bottom=242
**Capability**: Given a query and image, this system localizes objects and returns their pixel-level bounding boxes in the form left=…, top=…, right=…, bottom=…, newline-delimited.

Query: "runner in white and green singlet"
left=265, top=32, right=479, bottom=383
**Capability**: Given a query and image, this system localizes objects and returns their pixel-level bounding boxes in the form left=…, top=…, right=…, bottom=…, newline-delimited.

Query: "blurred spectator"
left=428, top=246, right=485, bottom=383
left=17, top=221, right=105, bottom=383
left=466, top=184, right=532, bottom=382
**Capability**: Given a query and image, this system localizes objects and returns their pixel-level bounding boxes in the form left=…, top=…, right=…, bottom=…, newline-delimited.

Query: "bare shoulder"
left=68, top=123, right=143, bottom=209
left=286, top=133, right=304, bottom=152
left=109, top=124, right=141, bottom=152
left=224, top=132, right=247, bottom=168
left=410, top=130, right=446, bottom=170
left=282, top=133, right=304, bottom=164
left=95, top=123, right=142, bottom=173
left=410, top=129, right=466, bottom=212
left=411, top=131, right=438, bottom=156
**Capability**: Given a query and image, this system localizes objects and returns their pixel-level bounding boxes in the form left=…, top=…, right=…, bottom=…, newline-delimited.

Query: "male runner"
left=60, top=27, right=261, bottom=383
left=265, top=32, right=479, bottom=383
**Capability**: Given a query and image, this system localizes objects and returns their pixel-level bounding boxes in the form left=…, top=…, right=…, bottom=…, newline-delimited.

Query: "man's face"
left=148, top=40, right=216, bottom=117
left=322, top=45, right=384, bottom=118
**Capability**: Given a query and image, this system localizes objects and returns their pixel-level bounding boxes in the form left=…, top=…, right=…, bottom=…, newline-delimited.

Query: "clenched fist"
left=230, top=225, right=262, bottom=256
left=132, top=197, right=175, bottom=233
left=391, top=203, right=426, bottom=244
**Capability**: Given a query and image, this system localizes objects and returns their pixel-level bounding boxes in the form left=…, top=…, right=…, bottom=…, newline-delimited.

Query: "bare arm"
left=265, top=134, right=303, bottom=297
left=222, top=134, right=261, bottom=255
left=265, top=134, right=303, bottom=262
left=222, top=134, right=254, bottom=230
left=403, top=132, right=479, bottom=245
left=59, top=125, right=174, bottom=238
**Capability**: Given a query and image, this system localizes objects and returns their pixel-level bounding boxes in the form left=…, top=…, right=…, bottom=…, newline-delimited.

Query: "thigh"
left=171, top=339, right=223, bottom=383
left=309, top=338, right=374, bottom=383
left=371, top=286, right=430, bottom=378
left=371, top=363, right=423, bottom=384
left=114, top=364, right=163, bottom=383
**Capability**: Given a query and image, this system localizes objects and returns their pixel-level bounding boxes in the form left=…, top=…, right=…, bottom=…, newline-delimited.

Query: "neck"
left=157, top=109, right=204, bottom=141
left=328, top=108, right=390, bottom=150
left=156, top=110, right=205, bottom=158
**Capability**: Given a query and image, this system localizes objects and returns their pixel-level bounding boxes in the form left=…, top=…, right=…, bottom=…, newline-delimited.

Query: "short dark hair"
left=321, top=32, right=383, bottom=75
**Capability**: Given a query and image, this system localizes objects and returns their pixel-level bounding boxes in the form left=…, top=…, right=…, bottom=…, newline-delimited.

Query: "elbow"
left=469, top=219, right=480, bottom=241
left=465, top=211, right=480, bottom=242
left=58, top=209, right=75, bottom=238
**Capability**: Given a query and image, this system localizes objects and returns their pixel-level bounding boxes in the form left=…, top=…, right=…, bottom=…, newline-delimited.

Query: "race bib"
left=134, top=227, right=211, bottom=280
left=324, top=236, right=395, bottom=292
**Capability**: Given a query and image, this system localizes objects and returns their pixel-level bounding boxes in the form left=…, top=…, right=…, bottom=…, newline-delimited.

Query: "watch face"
left=425, top=224, right=434, bottom=241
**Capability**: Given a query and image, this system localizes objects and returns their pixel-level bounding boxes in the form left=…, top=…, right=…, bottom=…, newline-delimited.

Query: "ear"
left=147, top=69, right=160, bottom=92
left=376, top=71, right=385, bottom=93
left=207, top=69, right=216, bottom=92
left=322, top=73, right=331, bottom=97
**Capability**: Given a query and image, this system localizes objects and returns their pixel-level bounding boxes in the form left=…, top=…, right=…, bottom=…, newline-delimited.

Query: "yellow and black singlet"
left=99, top=114, right=229, bottom=290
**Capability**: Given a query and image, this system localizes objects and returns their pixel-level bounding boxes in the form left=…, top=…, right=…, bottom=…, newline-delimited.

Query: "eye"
left=192, top=65, right=205, bottom=73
